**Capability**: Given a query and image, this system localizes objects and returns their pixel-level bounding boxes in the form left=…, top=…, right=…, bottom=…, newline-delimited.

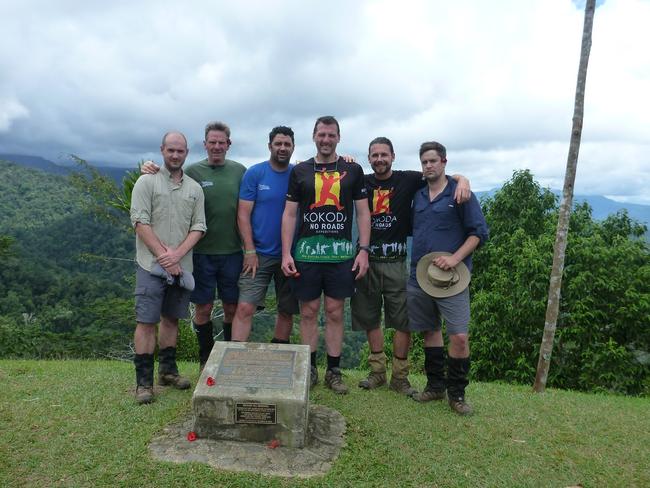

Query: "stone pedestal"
left=192, top=342, right=310, bottom=448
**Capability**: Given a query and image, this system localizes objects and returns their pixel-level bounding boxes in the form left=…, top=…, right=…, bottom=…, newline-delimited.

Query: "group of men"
left=129, top=116, right=488, bottom=416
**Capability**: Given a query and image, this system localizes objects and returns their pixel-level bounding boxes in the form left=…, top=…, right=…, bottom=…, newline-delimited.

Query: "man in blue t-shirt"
left=231, top=126, right=299, bottom=342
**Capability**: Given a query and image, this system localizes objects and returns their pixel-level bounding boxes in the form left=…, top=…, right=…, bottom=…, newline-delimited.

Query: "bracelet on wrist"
left=244, top=249, right=257, bottom=255
left=358, top=245, right=370, bottom=253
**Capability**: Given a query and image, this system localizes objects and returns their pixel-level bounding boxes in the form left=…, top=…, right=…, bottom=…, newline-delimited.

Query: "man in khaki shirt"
left=129, top=131, right=206, bottom=404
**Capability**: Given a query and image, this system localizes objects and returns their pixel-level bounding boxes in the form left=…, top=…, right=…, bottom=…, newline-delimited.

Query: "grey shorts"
left=134, top=265, right=191, bottom=324
left=237, top=254, right=299, bottom=315
left=406, top=283, right=470, bottom=335
left=351, top=260, right=409, bottom=332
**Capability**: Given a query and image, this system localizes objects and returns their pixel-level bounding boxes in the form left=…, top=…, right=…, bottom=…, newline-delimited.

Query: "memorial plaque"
left=192, top=342, right=310, bottom=447
left=216, top=349, right=295, bottom=389
left=235, top=402, right=277, bottom=424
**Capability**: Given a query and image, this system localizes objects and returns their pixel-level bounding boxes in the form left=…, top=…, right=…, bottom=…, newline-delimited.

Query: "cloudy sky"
left=1, top=0, right=648, bottom=203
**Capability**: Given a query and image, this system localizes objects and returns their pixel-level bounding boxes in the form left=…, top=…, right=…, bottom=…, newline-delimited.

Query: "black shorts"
left=291, top=260, right=356, bottom=302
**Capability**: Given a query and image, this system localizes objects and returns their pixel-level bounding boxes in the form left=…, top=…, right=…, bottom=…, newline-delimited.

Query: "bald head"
left=161, top=131, right=188, bottom=148
left=160, top=131, right=189, bottom=174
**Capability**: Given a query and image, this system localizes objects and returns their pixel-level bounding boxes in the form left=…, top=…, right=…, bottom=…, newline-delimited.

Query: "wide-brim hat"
left=416, top=252, right=470, bottom=298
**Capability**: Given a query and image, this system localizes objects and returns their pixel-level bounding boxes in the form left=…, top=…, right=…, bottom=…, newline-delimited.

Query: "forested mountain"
left=0, top=161, right=135, bottom=356
left=1, top=161, right=648, bottom=395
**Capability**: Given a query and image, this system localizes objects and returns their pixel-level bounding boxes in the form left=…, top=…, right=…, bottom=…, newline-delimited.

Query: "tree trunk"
left=533, top=0, right=596, bottom=393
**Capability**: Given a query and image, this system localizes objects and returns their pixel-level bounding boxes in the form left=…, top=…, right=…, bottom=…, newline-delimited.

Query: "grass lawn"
left=1, top=359, right=648, bottom=487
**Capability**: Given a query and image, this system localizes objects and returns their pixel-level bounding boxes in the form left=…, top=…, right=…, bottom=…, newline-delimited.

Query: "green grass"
left=1, top=360, right=648, bottom=487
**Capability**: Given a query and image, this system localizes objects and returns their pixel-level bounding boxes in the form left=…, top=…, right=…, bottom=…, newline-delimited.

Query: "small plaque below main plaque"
left=235, top=402, right=277, bottom=425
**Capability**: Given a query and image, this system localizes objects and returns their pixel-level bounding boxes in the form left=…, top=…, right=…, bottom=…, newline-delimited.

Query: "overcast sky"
left=1, top=0, right=648, bottom=203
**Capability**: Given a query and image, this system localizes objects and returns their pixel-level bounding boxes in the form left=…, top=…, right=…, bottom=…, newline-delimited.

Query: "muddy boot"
left=134, top=353, right=155, bottom=404
left=158, top=346, right=191, bottom=390
left=389, top=357, right=418, bottom=396
left=194, top=320, right=214, bottom=372
left=325, top=367, right=349, bottom=395
left=447, top=356, right=472, bottom=416
left=359, top=351, right=387, bottom=389
left=412, top=347, right=446, bottom=402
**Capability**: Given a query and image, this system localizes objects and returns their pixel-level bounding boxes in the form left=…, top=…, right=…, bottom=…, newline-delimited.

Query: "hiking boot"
left=134, top=353, right=154, bottom=404
left=310, top=365, right=319, bottom=388
left=447, top=356, right=471, bottom=414
left=359, top=351, right=387, bottom=390
left=158, top=346, right=191, bottom=389
left=448, top=396, right=473, bottom=416
left=412, top=387, right=446, bottom=402
left=358, top=371, right=387, bottom=389
left=325, top=367, right=349, bottom=395
left=389, top=376, right=418, bottom=396
left=390, top=357, right=418, bottom=396
left=158, top=373, right=191, bottom=390
left=135, top=385, right=154, bottom=404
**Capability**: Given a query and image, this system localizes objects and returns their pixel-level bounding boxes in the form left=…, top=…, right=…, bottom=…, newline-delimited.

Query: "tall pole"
left=533, top=0, right=596, bottom=393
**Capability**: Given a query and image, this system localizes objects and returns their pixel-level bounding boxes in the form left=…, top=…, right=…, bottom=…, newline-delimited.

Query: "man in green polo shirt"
left=185, top=122, right=246, bottom=370
left=130, top=131, right=206, bottom=404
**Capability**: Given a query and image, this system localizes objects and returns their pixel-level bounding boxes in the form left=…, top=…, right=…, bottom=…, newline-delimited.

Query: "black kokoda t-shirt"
left=364, top=169, right=425, bottom=261
left=286, top=157, right=366, bottom=262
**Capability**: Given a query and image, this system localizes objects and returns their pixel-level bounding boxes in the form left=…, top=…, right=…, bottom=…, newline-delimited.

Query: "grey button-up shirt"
left=130, top=165, right=206, bottom=272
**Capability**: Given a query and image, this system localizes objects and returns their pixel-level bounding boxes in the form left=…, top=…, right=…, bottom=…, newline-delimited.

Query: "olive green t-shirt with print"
left=185, top=158, right=246, bottom=254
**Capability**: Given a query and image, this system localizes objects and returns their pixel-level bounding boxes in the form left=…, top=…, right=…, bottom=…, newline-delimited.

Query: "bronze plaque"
left=216, top=348, right=296, bottom=389
left=235, top=402, right=277, bottom=424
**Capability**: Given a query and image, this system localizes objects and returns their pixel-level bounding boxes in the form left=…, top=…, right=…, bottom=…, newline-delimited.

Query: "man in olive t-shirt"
left=186, top=122, right=246, bottom=369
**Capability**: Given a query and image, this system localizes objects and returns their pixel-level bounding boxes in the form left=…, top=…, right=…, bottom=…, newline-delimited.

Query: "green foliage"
left=0, top=161, right=134, bottom=358
left=68, top=155, right=140, bottom=229
left=0, top=235, right=14, bottom=257
left=471, top=170, right=650, bottom=395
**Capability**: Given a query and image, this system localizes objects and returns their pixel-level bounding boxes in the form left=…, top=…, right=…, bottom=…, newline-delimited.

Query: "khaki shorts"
left=351, top=260, right=409, bottom=331
left=238, top=254, right=299, bottom=315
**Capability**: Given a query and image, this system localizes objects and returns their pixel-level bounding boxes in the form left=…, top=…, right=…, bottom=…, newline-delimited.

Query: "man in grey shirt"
left=130, top=131, right=206, bottom=404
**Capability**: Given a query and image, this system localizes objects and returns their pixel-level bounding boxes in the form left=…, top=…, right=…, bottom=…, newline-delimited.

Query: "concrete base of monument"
left=149, top=404, right=346, bottom=478
left=193, top=342, right=311, bottom=448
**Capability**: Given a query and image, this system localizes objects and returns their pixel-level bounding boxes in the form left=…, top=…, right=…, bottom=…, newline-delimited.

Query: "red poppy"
left=267, top=439, right=280, bottom=449
left=187, top=431, right=197, bottom=442
left=206, top=376, right=215, bottom=386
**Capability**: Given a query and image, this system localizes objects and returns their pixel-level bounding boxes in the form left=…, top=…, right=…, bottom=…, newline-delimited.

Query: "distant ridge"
left=474, top=190, right=649, bottom=227
left=2, top=152, right=648, bottom=227
left=0, top=153, right=130, bottom=184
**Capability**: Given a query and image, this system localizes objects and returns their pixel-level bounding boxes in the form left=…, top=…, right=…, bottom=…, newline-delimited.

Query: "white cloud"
left=0, top=98, right=29, bottom=132
left=0, top=0, right=648, bottom=204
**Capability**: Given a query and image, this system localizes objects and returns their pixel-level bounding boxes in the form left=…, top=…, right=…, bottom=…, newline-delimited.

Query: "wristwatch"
left=359, top=245, right=371, bottom=253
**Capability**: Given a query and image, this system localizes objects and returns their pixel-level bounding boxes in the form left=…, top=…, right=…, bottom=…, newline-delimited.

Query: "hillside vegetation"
left=1, top=161, right=648, bottom=395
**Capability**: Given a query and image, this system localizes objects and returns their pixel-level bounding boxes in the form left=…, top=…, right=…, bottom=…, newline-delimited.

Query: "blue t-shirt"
left=409, top=176, right=489, bottom=285
left=239, top=161, right=293, bottom=257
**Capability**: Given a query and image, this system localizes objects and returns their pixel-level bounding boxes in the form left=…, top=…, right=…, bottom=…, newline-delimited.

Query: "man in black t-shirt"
left=281, top=116, right=371, bottom=394
left=351, top=137, right=470, bottom=396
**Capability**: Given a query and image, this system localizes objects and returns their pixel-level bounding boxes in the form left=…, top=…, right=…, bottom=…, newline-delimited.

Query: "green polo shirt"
left=185, top=158, right=246, bottom=254
left=130, top=165, right=206, bottom=272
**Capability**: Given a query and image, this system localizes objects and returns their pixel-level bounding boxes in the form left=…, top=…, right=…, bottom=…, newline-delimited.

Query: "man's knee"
left=300, top=299, right=319, bottom=317
left=449, top=333, right=469, bottom=353
left=194, top=302, right=213, bottom=322
left=235, top=302, right=256, bottom=320
left=324, top=299, right=344, bottom=323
